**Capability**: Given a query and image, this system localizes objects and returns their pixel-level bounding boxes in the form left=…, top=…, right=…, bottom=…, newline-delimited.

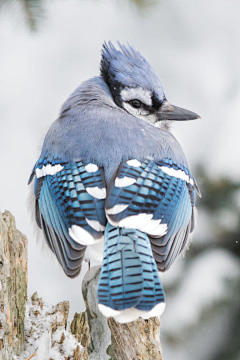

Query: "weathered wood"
left=80, top=266, right=111, bottom=360
left=70, top=312, right=90, bottom=360
left=107, top=317, right=162, bottom=360
left=0, top=210, right=28, bottom=359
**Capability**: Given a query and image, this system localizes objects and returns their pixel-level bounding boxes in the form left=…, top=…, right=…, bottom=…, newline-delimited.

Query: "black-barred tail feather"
left=97, top=224, right=165, bottom=323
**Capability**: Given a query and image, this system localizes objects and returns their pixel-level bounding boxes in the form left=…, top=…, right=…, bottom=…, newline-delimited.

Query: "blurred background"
left=0, top=0, right=240, bottom=359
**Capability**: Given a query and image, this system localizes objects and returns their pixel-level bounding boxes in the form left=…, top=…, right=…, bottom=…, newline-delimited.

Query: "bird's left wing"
left=29, top=157, right=107, bottom=277
left=105, top=158, right=200, bottom=271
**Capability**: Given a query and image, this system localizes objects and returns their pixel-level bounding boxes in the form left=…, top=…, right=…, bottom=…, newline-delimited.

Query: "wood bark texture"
left=0, top=211, right=28, bottom=359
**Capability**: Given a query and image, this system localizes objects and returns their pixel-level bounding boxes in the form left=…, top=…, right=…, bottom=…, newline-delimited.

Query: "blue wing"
left=29, top=158, right=107, bottom=277
left=106, top=158, right=200, bottom=271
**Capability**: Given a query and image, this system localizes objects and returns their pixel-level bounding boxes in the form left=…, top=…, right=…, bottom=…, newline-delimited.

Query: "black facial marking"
left=108, top=81, right=123, bottom=108
left=152, top=92, right=164, bottom=111
left=104, top=81, right=123, bottom=108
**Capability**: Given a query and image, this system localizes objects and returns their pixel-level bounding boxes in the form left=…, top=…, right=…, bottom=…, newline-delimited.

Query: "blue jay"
left=29, top=42, right=200, bottom=323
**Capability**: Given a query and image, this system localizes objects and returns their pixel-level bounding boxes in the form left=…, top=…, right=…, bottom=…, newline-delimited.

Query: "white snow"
left=14, top=297, right=83, bottom=360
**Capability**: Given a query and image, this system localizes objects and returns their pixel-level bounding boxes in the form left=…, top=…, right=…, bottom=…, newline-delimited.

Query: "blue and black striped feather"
left=28, top=154, right=65, bottom=185
left=106, top=158, right=200, bottom=272
left=38, top=179, right=84, bottom=277
left=98, top=224, right=165, bottom=311
left=30, top=160, right=107, bottom=277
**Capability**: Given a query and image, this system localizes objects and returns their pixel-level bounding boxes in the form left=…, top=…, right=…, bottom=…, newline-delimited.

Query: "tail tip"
left=98, top=302, right=166, bottom=324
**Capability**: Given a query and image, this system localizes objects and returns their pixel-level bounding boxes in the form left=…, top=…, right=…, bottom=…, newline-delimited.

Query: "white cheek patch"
left=69, top=225, right=104, bottom=246
left=115, top=176, right=137, bottom=188
left=159, top=166, right=193, bottom=184
left=86, top=187, right=106, bottom=199
left=36, top=164, right=64, bottom=178
left=122, top=102, right=148, bottom=118
left=85, top=163, right=99, bottom=173
left=121, top=87, right=152, bottom=106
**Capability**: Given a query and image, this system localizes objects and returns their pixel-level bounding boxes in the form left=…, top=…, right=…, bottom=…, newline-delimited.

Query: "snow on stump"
left=21, top=292, right=86, bottom=360
left=0, top=210, right=28, bottom=359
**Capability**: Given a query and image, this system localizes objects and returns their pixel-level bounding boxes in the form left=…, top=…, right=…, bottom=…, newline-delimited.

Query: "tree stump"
left=0, top=211, right=28, bottom=359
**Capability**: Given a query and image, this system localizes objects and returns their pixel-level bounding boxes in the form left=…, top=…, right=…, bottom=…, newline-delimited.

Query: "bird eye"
left=130, top=99, right=142, bottom=109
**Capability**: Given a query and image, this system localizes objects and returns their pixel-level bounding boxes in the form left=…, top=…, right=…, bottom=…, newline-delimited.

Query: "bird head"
left=100, top=42, right=200, bottom=127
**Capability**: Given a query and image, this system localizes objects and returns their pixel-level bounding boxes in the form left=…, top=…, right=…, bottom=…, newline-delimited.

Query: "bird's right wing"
left=105, top=158, right=200, bottom=271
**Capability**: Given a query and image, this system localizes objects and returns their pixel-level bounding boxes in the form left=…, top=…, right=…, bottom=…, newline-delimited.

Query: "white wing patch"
left=86, top=187, right=106, bottom=199
left=126, top=159, right=141, bottom=167
left=85, top=163, right=99, bottom=173
left=108, top=213, right=168, bottom=237
left=115, top=177, right=136, bottom=188
left=159, top=166, right=194, bottom=184
left=98, top=302, right=166, bottom=324
left=118, top=213, right=153, bottom=228
left=85, top=218, right=106, bottom=232
left=69, top=225, right=104, bottom=246
left=106, top=204, right=129, bottom=215
left=140, top=219, right=168, bottom=237
left=36, top=164, right=64, bottom=178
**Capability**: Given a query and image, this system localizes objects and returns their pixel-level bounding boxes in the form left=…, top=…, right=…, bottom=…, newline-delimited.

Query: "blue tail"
left=97, top=224, right=165, bottom=314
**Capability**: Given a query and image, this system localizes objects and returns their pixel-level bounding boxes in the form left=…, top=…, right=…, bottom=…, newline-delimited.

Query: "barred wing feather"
left=106, top=158, right=200, bottom=271
left=30, top=159, right=107, bottom=277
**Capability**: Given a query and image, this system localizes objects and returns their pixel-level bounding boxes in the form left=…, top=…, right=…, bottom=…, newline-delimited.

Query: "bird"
left=28, top=42, right=201, bottom=323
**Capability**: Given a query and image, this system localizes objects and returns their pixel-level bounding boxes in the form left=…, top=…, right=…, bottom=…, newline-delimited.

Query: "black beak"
left=157, top=100, right=201, bottom=121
